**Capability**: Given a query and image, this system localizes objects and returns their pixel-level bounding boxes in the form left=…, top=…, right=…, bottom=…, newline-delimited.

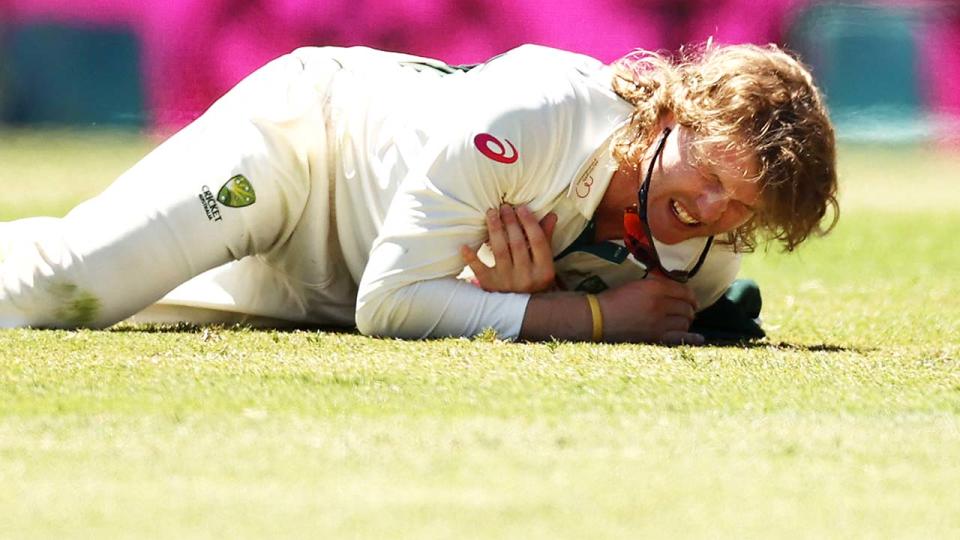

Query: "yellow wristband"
left=585, top=294, right=603, bottom=342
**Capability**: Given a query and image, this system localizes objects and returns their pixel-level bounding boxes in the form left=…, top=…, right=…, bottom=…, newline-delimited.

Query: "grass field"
left=1, top=130, right=959, bottom=538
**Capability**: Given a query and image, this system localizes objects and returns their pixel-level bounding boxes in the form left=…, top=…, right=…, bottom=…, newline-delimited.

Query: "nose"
left=695, top=185, right=730, bottom=223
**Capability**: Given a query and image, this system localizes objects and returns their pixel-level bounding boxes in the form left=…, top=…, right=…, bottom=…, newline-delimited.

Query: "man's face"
left=645, top=126, right=761, bottom=245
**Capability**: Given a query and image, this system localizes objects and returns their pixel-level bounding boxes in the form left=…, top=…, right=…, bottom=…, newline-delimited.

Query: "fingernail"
left=486, top=208, right=497, bottom=219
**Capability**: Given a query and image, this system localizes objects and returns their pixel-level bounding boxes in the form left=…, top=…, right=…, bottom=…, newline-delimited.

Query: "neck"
left=594, top=162, right=639, bottom=242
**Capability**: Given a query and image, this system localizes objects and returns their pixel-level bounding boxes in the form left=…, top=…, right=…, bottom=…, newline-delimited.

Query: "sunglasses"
left=623, top=127, right=713, bottom=283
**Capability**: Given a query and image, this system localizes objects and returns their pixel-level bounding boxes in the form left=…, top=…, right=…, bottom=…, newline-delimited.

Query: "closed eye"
left=705, top=168, right=759, bottom=215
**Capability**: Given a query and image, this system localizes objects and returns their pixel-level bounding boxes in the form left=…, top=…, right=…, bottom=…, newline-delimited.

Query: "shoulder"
left=488, top=44, right=605, bottom=71
left=410, top=45, right=632, bottom=206
left=456, top=44, right=629, bottom=144
left=432, top=46, right=612, bottom=156
left=467, top=45, right=607, bottom=101
left=464, top=47, right=631, bottom=200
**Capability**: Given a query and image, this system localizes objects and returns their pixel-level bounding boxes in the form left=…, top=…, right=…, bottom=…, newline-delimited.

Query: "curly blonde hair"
left=611, top=42, right=838, bottom=251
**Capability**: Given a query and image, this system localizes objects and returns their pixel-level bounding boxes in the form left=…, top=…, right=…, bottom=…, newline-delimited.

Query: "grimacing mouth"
left=671, top=199, right=701, bottom=227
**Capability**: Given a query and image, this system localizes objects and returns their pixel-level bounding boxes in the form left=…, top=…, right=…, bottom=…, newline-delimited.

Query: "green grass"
left=1, top=130, right=959, bottom=538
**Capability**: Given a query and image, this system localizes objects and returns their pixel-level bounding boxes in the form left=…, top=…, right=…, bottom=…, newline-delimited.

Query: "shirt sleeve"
left=355, top=60, right=580, bottom=339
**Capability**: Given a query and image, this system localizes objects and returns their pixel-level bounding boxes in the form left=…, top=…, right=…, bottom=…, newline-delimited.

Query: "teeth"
left=672, top=200, right=700, bottom=226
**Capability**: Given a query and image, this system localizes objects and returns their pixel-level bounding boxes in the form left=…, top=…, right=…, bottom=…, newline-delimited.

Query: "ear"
left=658, top=111, right=677, bottom=130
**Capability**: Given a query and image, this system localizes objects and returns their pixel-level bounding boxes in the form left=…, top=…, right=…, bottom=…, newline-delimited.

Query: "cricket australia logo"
left=199, top=175, right=256, bottom=222
left=199, top=186, right=223, bottom=222
left=217, top=175, right=257, bottom=208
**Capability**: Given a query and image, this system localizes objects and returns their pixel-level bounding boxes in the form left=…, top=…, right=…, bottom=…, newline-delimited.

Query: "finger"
left=649, top=273, right=699, bottom=310
left=460, top=245, right=492, bottom=280
left=660, top=314, right=693, bottom=333
left=460, top=244, right=486, bottom=268
left=485, top=208, right=511, bottom=270
left=660, top=331, right=705, bottom=346
left=516, top=205, right=551, bottom=267
left=539, top=212, right=558, bottom=243
left=500, top=204, right=531, bottom=270
left=664, top=298, right=696, bottom=322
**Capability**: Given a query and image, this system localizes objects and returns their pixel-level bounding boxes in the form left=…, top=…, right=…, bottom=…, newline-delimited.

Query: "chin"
left=649, top=216, right=683, bottom=244
left=649, top=205, right=688, bottom=245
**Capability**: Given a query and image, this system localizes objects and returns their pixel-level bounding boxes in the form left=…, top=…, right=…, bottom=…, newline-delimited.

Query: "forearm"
left=519, top=291, right=593, bottom=342
left=520, top=278, right=705, bottom=345
left=356, top=277, right=530, bottom=339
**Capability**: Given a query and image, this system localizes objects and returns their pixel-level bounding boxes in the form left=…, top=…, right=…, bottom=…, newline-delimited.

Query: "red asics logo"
left=474, top=133, right=518, bottom=164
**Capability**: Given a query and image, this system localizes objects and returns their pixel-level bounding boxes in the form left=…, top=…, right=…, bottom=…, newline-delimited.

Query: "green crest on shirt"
left=217, top=175, right=257, bottom=208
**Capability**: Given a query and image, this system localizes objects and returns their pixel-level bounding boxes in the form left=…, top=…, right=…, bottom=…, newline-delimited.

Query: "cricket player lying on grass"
left=0, top=43, right=837, bottom=344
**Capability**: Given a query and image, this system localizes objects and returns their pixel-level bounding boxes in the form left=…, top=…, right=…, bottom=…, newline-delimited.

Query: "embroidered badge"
left=217, top=175, right=257, bottom=208
left=574, top=157, right=599, bottom=198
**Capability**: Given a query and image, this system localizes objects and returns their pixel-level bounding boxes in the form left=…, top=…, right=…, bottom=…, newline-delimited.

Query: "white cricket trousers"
left=0, top=50, right=341, bottom=328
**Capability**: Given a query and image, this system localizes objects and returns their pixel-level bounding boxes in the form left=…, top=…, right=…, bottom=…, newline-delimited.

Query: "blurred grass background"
left=0, top=130, right=958, bottom=538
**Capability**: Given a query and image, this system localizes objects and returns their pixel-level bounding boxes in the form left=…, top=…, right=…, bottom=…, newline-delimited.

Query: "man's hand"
left=520, top=273, right=704, bottom=345
left=460, top=204, right=558, bottom=293
left=598, top=274, right=703, bottom=345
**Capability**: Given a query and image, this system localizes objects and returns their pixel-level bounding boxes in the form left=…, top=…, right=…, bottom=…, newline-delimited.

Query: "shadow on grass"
left=108, top=322, right=358, bottom=335
left=106, top=324, right=869, bottom=354
left=705, top=338, right=872, bottom=354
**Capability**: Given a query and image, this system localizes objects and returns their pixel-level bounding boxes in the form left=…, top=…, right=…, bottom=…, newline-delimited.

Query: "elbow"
left=354, top=287, right=416, bottom=338
left=354, top=299, right=385, bottom=337
left=355, top=281, right=443, bottom=339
